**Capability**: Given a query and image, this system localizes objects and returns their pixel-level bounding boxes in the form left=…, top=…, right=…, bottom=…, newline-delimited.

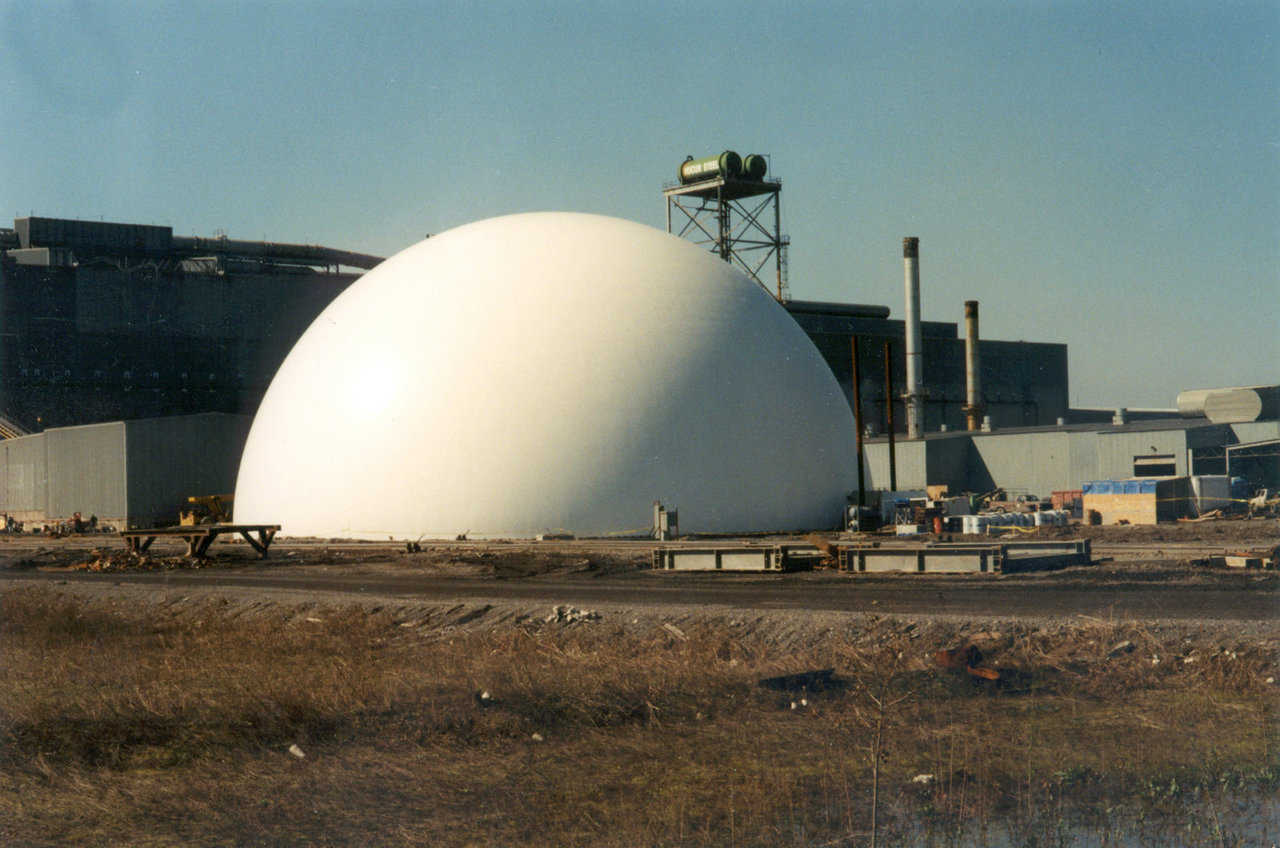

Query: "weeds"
left=0, top=586, right=1275, bottom=846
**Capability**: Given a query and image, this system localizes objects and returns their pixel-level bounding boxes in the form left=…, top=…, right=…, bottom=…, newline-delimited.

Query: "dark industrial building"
left=664, top=155, right=1069, bottom=433
left=0, top=216, right=379, bottom=431
left=3, top=212, right=1069, bottom=437
left=4, top=206, right=1267, bottom=530
left=783, top=299, right=1069, bottom=432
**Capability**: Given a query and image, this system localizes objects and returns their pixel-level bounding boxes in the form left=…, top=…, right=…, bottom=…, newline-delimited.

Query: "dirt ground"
left=1, top=521, right=1276, bottom=846
left=0, top=520, right=1275, bottom=626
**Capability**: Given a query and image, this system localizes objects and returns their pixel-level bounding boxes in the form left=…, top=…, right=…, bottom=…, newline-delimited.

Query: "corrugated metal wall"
left=863, top=439, right=929, bottom=490
left=860, top=423, right=1272, bottom=495
left=124, top=413, right=252, bottom=528
left=0, top=433, right=48, bottom=517
left=45, top=422, right=127, bottom=520
left=0, top=413, right=251, bottom=526
left=968, top=430, right=1099, bottom=495
left=1094, top=431, right=1189, bottom=481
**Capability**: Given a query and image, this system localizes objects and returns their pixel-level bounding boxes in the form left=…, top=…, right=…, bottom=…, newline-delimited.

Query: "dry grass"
left=1, top=587, right=1276, bottom=847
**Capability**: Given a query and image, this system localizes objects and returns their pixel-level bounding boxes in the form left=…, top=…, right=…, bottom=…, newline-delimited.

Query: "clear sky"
left=3, top=0, right=1276, bottom=408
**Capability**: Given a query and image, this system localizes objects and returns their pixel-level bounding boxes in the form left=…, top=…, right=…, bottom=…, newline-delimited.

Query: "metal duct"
left=1203, top=387, right=1280, bottom=423
left=1176, top=385, right=1273, bottom=418
left=903, top=237, right=923, bottom=439
left=170, top=235, right=384, bottom=270
left=783, top=299, right=892, bottom=319
left=964, top=300, right=983, bottom=431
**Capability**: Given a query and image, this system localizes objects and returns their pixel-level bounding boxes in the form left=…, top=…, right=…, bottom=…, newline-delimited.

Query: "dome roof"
left=234, top=212, right=856, bottom=538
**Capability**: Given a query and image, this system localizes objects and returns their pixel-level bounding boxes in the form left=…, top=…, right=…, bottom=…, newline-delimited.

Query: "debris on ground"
left=287, top=744, right=306, bottom=759
left=1107, top=640, right=1135, bottom=658
left=934, top=644, right=1000, bottom=681
left=73, top=549, right=202, bottom=572
left=543, top=604, right=601, bottom=624
left=661, top=622, right=687, bottom=641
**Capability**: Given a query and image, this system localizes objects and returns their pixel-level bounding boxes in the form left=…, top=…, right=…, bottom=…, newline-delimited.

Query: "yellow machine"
left=179, top=494, right=234, bottom=526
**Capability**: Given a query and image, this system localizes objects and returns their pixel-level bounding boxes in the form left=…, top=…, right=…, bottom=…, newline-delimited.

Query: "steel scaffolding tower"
left=664, top=173, right=790, bottom=301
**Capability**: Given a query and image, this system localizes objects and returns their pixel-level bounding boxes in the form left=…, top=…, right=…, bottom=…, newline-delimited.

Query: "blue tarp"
left=1083, top=480, right=1158, bottom=495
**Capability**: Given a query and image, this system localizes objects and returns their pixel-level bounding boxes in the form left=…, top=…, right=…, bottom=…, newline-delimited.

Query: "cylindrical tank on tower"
left=679, top=151, right=742, bottom=183
left=742, top=154, right=768, bottom=180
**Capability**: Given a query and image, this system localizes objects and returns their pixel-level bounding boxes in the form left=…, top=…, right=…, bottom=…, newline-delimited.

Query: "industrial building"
left=1, top=209, right=1071, bottom=437
left=861, top=417, right=1280, bottom=498
left=2, top=158, right=1274, bottom=533
left=0, top=413, right=250, bottom=529
left=0, top=216, right=378, bottom=431
left=664, top=152, right=1070, bottom=433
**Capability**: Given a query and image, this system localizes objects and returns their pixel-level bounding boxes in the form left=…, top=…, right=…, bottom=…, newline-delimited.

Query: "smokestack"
left=903, top=237, right=924, bottom=439
left=964, top=300, right=983, bottom=431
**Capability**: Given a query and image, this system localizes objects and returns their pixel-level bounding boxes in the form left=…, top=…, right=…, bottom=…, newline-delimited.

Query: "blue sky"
left=2, top=0, right=1276, bottom=408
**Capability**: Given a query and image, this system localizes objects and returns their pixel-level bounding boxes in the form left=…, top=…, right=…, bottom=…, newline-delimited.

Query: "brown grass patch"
left=1, top=587, right=1276, bottom=846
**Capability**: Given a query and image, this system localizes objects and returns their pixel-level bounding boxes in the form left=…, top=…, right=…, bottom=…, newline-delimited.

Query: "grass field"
left=1, top=586, right=1276, bottom=846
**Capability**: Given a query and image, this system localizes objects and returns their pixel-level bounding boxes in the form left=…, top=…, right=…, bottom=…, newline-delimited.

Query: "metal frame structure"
left=664, top=176, right=790, bottom=300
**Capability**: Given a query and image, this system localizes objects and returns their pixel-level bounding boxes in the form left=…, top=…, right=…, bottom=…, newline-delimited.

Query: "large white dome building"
left=234, top=212, right=857, bottom=538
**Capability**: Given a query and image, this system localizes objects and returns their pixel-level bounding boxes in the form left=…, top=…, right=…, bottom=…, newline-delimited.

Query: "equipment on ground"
left=180, top=494, right=234, bottom=525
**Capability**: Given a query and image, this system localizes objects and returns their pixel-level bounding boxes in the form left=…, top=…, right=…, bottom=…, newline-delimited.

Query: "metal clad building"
left=0, top=412, right=250, bottom=528
left=863, top=419, right=1280, bottom=495
left=45, top=421, right=127, bottom=520
left=786, top=302, right=1071, bottom=432
left=0, top=216, right=369, bottom=430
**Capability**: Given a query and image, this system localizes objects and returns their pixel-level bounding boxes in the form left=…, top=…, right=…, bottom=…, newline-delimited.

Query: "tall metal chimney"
left=903, top=237, right=924, bottom=439
left=964, top=300, right=983, bottom=431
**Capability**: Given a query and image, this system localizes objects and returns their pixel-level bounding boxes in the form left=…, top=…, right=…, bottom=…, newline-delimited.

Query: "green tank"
left=678, top=150, right=742, bottom=184
left=742, top=154, right=767, bottom=180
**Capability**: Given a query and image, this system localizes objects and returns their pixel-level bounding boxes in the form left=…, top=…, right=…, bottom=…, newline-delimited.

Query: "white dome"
left=234, top=212, right=856, bottom=538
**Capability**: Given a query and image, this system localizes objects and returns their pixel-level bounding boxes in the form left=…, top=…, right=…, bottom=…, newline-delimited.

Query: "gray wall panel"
left=1231, top=421, right=1280, bottom=444
left=0, top=433, right=48, bottom=515
left=124, top=413, right=252, bottom=528
left=45, top=422, right=126, bottom=520
left=1095, top=431, right=1189, bottom=481
left=864, top=440, right=928, bottom=490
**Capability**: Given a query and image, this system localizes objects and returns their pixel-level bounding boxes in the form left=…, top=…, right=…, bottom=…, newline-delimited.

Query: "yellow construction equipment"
left=179, top=494, right=234, bottom=526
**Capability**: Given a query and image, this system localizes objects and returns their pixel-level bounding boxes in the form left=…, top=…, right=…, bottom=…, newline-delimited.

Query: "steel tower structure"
left=664, top=159, right=790, bottom=301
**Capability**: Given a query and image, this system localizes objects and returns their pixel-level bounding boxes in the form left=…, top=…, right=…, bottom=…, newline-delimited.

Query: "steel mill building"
left=1, top=152, right=1273, bottom=531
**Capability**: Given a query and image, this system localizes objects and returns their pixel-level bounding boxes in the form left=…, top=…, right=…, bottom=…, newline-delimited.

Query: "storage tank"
left=741, top=154, right=768, bottom=181
left=679, top=151, right=742, bottom=183
left=234, top=212, right=858, bottom=539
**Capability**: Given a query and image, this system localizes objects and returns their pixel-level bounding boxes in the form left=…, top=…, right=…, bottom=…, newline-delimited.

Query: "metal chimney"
left=963, top=300, right=983, bottom=431
left=903, top=237, right=924, bottom=438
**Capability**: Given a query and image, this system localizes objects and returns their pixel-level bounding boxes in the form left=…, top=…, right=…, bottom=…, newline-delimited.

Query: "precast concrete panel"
left=0, top=433, right=47, bottom=517
left=124, top=413, right=252, bottom=528
left=45, top=421, right=126, bottom=521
